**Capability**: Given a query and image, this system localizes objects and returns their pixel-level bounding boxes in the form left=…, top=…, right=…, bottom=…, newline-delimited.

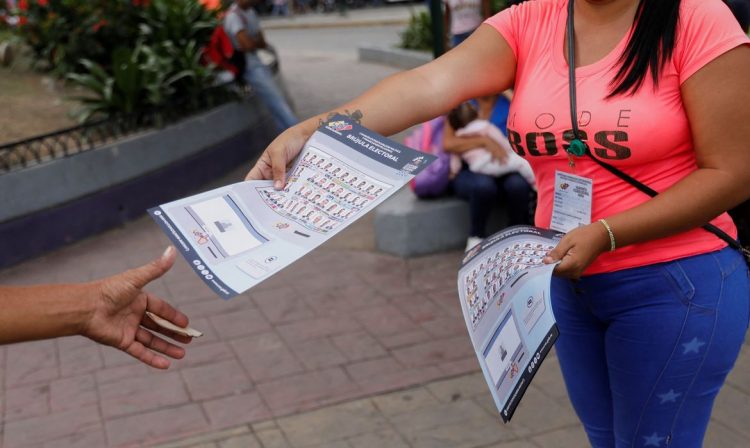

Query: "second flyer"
left=457, top=225, right=564, bottom=422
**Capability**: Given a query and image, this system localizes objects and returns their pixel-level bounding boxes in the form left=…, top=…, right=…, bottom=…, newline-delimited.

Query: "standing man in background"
left=225, top=0, right=299, bottom=131
left=444, top=0, right=491, bottom=47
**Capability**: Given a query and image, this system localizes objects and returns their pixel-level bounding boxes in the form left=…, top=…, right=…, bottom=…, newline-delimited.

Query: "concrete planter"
left=0, top=98, right=277, bottom=268
left=358, top=45, right=432, bottom=70
left=0, top=41, right=12, bottom=67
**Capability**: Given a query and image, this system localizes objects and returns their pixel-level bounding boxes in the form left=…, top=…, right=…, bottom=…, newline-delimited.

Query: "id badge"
left=550, top=170, right=593, bottom=233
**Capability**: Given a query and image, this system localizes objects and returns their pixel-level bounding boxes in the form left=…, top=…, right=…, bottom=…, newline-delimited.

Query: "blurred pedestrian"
left=271, top=0, right=290, bottom=16
left=225, top=0, right=299, bottom=130
left=444, top=0, right=491, bottom=47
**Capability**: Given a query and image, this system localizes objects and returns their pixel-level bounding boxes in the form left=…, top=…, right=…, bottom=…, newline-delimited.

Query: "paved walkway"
left=0, top=213, right=482, bottom=447
left=2, top=16, right=750, bottom=448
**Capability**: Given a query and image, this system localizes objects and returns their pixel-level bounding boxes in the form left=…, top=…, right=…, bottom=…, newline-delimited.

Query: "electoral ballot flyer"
left=457, top=225, right=564, bottom=422
left=149, top=116, right=435, bottom=299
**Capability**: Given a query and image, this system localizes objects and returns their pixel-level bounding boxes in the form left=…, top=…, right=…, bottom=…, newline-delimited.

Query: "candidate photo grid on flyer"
left=257, top=146, right=392, bottom=235
left=463, top=240, right=555, bottom=330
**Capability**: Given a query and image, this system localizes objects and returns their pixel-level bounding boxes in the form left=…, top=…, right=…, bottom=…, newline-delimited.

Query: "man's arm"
left=0, top=283, right=94, bottom=344
left=256, top=30, right=268, bottom=49
left=225, top=10, right=266, bottom=52
left=235, top=29, right=266, bottom=52
left=0, top=247, right=193, bottom=369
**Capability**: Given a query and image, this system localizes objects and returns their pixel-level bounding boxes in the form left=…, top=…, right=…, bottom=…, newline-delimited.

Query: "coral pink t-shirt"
left=485, top=0, right=749, bottom=274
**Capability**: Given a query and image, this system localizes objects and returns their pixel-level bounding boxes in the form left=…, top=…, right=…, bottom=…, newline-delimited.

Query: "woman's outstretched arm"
left=245, top=25, right=517, bottom=186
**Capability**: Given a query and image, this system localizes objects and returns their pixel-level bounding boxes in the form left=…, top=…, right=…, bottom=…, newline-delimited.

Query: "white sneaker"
left=465, top=236, right=482, bottom=251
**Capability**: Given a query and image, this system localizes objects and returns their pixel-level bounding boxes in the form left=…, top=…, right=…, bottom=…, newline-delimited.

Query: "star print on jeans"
left=682, top=336, right=706, bottom=354
left=657, top=389, right=682, bottom=404
left=643, top=432, right=666, bottom=447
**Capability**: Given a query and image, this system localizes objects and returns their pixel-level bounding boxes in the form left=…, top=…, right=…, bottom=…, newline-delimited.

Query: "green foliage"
left=138, top=0, right=217, bottom=48
left=400, top=11, right=433, bottom=52
left=19, top=1, right=144, bottom=76
left=67, top=39, right=222, bottom=122
left=0, top=29, right=11, bottom=46
left=399, top=1, right=513, bottom=52
left=18, top=0, right=221, bottom=76
left=490, top=0, right=509, bottom=15
left=16, top=0, right=231, bottom=121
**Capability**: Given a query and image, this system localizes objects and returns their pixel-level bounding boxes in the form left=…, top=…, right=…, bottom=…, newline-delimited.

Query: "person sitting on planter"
left=224, top=0, right=298, bottom=131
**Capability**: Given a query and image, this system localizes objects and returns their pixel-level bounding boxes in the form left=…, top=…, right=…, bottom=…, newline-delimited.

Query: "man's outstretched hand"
left=83, top=246, right=193, bottom=369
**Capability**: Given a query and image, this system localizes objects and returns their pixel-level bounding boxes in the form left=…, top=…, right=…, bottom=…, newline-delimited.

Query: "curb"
left=262, top=17, right=409, bottom=30
left=358, top=44, right=431, bottom=69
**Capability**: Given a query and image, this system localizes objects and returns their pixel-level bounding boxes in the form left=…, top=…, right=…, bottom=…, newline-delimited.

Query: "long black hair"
left=609, top=0, right=681, bottom=97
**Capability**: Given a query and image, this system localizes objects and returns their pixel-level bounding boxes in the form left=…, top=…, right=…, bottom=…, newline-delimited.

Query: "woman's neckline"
left=551, top=1, right=635, bottom=78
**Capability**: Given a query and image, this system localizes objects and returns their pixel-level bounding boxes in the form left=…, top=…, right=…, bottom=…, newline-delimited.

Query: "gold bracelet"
left=598, top=219, right=616, bottom=252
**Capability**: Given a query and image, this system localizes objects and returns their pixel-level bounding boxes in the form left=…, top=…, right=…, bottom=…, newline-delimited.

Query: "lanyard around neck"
left=566, top=0, right=588, bottom=163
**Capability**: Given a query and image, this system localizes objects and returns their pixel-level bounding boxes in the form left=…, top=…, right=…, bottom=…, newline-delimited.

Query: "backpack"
left=404, top=117, right=451, bottom=198
left=204, top=25, right=246, bottom=79
left=203, top=6, right=248, bottom=81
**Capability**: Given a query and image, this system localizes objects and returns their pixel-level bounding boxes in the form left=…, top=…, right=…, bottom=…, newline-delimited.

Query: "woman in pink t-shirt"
left=248, top=0, right=750, bottom=445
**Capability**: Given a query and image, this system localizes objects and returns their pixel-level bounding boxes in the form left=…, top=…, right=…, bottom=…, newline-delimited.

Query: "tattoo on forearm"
left=319, top=109, right=364, bottom=126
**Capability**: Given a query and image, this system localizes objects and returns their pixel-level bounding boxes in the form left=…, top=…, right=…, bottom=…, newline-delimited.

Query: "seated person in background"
left=443, top=94, right=535, bottom=250
left=447, top=101, right=535, bottom=188
left=225, top=0, right=298, bottom=131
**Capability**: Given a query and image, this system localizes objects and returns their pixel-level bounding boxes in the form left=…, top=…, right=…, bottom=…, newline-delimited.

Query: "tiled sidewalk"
left=156, top=350, right=750, bottom=448
left=0, top=213, right=481, bottom=447
left=2, top=210, right=750, bottom=447
left=153, top=369, right=588, bottom=448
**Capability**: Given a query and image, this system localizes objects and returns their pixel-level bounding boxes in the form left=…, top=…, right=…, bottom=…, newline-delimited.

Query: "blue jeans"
left=244, top=55, right=298, bottom=131
left=452, top=169, right=533, bottom=237
left=271, top=3, right=289, bottom=15
left=552, top=247, right=750, bottom=448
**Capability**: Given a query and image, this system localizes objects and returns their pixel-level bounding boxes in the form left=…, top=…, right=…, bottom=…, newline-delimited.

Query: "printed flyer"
left=457, top=225, right=564, bottom=422
left=150, top=116, right=435, bottom=298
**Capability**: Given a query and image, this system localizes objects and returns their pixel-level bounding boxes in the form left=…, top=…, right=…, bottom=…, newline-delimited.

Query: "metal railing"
left=0, top=86, right=240, bottom=174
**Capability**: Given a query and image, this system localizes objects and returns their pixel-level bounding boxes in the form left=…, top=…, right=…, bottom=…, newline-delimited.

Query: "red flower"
left=92, top=18, right=107, bottom=32
left=17, top=0, right=48, bottom=10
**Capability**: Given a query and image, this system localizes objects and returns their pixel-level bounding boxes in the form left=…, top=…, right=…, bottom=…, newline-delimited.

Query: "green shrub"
left=67, top=38, right=224, bottom=122
left=18, top=0, right=231, bottom=121
left=139, top=0, right=217, bottom=48
left=400, top=11, right=433, bottom=52
left=20, top=1, right=143, bottom=76
left=399, top=1, right=511, bottom=52
left=491, top=0, right=509, bottom=15
left=18, top=0, right=220, bottom=76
